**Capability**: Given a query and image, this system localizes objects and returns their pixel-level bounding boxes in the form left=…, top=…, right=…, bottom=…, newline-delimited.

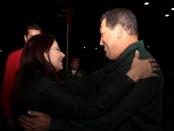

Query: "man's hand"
left=19, top=111, right=51, bottom=131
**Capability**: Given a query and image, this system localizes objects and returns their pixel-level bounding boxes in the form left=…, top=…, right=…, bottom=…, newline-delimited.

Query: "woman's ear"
left=44, top=52, right=49, bottom=61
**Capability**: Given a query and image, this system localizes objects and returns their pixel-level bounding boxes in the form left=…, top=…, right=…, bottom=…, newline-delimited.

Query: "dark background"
left=0, top=0, right=174, bottom=130
left=0, top=0, right=173, bottom=71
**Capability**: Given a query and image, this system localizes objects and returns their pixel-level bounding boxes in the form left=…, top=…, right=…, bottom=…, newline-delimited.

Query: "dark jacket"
left=54, top=40, right=163, bottom=131
left=16, top=65, right=135, bottom=130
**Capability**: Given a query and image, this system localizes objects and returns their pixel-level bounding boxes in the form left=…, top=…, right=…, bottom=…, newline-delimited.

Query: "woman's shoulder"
left=37, top=77, right=63, bottom=93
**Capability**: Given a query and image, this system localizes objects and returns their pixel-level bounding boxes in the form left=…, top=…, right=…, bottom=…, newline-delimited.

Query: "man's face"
left=100, top=19, right=123, bottom=60
left=24, top=29, right=42, bottom=43
left=71, top=60, right=79, bottom=70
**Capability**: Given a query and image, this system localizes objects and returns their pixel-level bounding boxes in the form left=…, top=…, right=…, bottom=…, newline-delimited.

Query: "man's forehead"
left=100, top=19, right=107, bottom=31
left=101, top=19, right=107, bottom=26
left=28, top=29, right=41, bottom=35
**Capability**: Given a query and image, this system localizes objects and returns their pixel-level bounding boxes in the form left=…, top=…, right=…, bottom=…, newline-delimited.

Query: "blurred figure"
left=1, top=23, right=42, bottom=129
left=64, top=57, right=87, bottom=80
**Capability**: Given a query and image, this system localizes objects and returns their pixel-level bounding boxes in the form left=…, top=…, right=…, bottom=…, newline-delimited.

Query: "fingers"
left=152, top=67, right=160, bottom=72
left=134, top=50, right=140, bottom=58
left=151, top=62, right=160, bottom=77
left=147, top=58, right=156, bottom=63
left=19, top=111, right=50, bottom=131
left=19, top=115, right=34, bottom=124
left=132, top=53, right=161, bottom=79
left=27, top=110, right=49, bottom=118
left=19, top=115, right=38, bottom=128
left=147, top=58, right=160, bottom=73
left=151, top=62, right=159, bottom=67
left=19, top=116, right=33, bottom=130
left=27, top=110, right=42, bottom=117
left=147, top=58, right=159, bottom=66
left=143, top=57, right=160, bottom=78
left=134, top=51, right=160, bottom=69
left=151, top=73, right=159, bottom=77
left=19, top=116, right=43, bottom=131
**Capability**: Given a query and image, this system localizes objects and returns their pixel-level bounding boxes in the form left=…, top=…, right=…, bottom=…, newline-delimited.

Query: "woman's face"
left=45, top=41, right=65, bottom=71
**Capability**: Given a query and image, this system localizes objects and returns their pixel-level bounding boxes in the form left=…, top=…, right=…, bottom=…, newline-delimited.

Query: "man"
left=1, top=23, right=42, bottom=129
left=64, top=57, right=87, bottom=80
left=19, top=8, right=163, bottom=131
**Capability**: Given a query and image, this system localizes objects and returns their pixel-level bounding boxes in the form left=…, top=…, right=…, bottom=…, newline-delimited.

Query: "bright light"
left=94, top=47, right=98, bottom=50
left=144, top=2, right=150, bottom=6
left=171, top=8, right=174, bottom=11
left=165, top=14, right=170, bottom=17
left=83, top=46, right=86, bottom=49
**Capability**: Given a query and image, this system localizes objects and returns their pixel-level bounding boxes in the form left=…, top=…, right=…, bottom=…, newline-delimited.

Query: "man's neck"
left=120, top=35, right=138, bottom=54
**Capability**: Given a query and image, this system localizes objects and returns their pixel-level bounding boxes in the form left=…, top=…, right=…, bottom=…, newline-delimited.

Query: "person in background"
left=64, top=57, right=87, bottom=80
left=1, top=23, right=42, bottom=129
left=19, top=8, right=163, bottom=130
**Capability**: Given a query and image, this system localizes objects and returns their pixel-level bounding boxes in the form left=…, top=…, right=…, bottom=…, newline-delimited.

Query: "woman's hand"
left=127, top=50, right=160, bottom=82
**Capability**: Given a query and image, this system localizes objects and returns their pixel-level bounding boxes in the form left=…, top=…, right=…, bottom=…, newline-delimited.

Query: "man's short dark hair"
left=101, top=8, right=138, bottom=35
left=25, top=23, right=43, bottom=35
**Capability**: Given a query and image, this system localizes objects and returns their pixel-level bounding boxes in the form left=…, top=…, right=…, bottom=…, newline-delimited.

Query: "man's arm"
left=1, top=55, right=15, bottom=119
left=91, top=77, right=163, bottom=129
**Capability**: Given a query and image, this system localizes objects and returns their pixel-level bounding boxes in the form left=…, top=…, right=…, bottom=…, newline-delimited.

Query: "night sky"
left=1, top=0, right=174, bottom=83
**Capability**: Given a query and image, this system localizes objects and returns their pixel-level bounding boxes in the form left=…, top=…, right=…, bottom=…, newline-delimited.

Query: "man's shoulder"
left=136, top=74, right=164, bottom=91
left=7, top=48, right=23, bottom=59
left=5, top=49, right=23, bottom=65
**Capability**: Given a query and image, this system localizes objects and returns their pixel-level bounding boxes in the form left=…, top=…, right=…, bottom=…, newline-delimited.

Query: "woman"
left=11, top=34, right=157, bottom=130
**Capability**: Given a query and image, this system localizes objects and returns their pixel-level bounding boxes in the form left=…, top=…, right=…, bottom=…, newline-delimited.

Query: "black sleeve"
left=39, top=72, right=134, bottom=119
left=91, top=77, right=163, bottom=129
left=49, top=118, right=73, bottom=130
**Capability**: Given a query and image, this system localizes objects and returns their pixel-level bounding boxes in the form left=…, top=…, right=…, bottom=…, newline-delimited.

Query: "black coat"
left=17, top=64, right=135, bottom=130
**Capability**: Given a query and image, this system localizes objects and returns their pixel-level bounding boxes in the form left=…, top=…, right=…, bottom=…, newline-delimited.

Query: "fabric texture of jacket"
left=16, top=66, right=135, bottom=130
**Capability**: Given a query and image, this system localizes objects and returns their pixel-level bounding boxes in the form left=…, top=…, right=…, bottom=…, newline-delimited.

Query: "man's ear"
left=24, top=35, right=27, bottom=43
left=116, top=25, right=123, bottom=39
